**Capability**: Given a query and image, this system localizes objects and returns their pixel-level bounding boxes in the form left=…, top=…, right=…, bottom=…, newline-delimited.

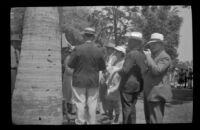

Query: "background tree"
left=139, top=6, right=183, bottom=60
left=11, top=7, right=26, bottom=40
left=88, top=6, right=130, bottom=46
left=59, top=7, right=91, bottom=46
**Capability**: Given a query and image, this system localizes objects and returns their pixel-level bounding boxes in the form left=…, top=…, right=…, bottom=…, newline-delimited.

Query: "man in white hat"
left=118, top=32, right=146, bottom=124
left=68, top=27, right=107, bottom=124
left=143, top=33, right=172, bottom=123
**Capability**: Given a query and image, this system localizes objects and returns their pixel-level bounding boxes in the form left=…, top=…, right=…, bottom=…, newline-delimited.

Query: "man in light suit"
left=143, top=33, right=172, bottom=123
left=68, top=27, right=106, bottom=124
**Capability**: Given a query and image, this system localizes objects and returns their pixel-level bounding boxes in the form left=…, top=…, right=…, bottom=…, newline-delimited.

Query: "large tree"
left=12, top=7, right=63, bottom=124
left=88, top=6, right=129, bottom=46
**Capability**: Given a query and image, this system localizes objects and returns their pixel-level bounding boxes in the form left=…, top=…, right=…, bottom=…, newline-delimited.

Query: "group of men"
left=63, top=27, right=172, bottom=124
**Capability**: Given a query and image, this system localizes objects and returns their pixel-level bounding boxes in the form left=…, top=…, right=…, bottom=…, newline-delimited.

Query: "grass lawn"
left=64, top=88, right=193, bottom=124
left=136, top=88, right=193, bottom=123
left=97, top=88, right=193, bottom=124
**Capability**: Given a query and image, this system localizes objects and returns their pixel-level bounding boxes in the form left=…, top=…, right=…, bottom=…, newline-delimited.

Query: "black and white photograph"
left=10, top=6, right=193, bottom=125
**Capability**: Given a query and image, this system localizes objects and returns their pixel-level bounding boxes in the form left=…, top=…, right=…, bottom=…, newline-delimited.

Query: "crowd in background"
left=169, top=67, right=193, bottom=89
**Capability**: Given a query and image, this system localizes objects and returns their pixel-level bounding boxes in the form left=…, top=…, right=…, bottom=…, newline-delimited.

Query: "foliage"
left=59, top=7, right=91, bottom=46
left=88, top=6, right=183, bottom=60
left=139, top=6, right=183, bottom=60
left=10, top=6, right=185, bottom=61
left=10, top=7, right=26, bottom=37
left=88, top=6, right=133, bottom=46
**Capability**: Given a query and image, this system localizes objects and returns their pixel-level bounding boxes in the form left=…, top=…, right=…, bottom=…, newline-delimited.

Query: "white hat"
left=83, top=27, right=95, bottom=35
left=114, top=45, right=126, bottom=54
left=125, top=32, right=143, bottom=39
left=147, top=33, right=164, bottom=45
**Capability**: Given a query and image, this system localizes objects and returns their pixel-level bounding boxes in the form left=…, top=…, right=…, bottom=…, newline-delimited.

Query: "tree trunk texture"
left=12, top=7, right=63, bottom=124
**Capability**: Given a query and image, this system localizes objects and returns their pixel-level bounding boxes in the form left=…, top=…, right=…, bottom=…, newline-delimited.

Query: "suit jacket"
left=143, top=50, right=172, bottom=102
left=119, top=49, right=146, bottom=94
left=68, top=41, right=106, bottom=89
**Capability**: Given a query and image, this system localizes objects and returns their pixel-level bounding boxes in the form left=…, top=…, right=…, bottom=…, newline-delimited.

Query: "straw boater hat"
left=146, top=33, right=164, bottom=46
left=125, top=31, right=144, bottom=44
left=105, top=42, right=115, bottom=49
left=82, top=27, right=95, bottom=35
left=114, top=45, right=126, bottom=54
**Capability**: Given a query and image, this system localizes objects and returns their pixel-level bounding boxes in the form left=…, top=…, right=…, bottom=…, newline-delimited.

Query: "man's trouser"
left=120, top=91, right=138, bottom=124
left=107, top=99, right=121, bottom=118
left=99, top=83, right=109, bottom=114
left=11, top=68, right=17, bottom=97
left=71, top=86, right=99, bottom=124
left=144, top=97, right=165, bottom=124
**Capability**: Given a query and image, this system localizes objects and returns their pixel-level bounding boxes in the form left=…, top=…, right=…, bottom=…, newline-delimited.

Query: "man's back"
left=119, top=49, right=146, bottom=94
left=68, top=42, right=106, bottom=89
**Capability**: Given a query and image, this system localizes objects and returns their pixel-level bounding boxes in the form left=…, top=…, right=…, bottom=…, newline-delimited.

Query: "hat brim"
left=146, top=40, right=163, bottom=45
left=115, top=49, right=126, bottom=54
left=81, top=32, right=95, bottom=35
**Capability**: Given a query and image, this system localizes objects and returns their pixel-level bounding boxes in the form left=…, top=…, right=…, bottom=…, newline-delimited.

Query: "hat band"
left=147, top=39, right=163, bottom=44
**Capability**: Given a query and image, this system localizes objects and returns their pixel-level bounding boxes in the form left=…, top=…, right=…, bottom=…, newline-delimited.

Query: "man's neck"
left=127, top=47, right=140, bottom=53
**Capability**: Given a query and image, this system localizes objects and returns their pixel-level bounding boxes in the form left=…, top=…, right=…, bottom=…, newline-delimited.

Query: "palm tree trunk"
left=12, top=7, right=63, bottom=124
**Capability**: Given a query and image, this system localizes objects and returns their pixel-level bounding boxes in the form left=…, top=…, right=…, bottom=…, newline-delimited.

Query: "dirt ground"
left=64, top=88, right=193, bottom=124
left=97, top=88, right=193, bottom=124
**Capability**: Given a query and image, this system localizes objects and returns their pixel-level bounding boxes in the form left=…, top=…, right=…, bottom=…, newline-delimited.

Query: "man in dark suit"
left=118, top=32, right=146, bottom=124
left=68, top=27, right=106, bottom=124
left=143, top=33, right=172, bottom=123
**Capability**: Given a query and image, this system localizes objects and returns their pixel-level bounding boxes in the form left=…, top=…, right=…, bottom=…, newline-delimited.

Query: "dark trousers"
left=99, top=83, right=109, bottom=114
left=120, top=91, right=138, bottom=124
left=144, top=97, right=165, bottom=124
left=107, top=99, right=120, bottom=118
